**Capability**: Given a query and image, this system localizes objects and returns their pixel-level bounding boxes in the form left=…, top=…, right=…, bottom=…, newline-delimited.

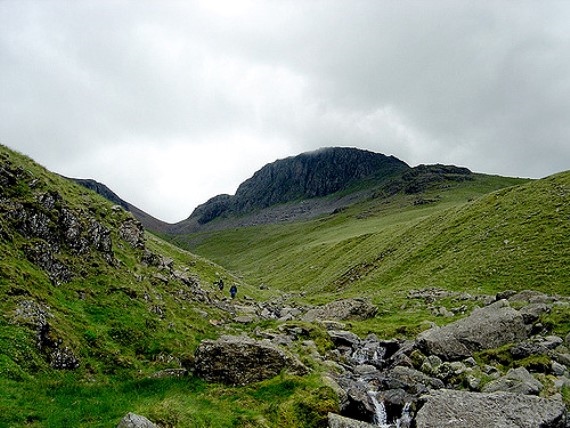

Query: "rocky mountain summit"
left=167, top=147, right=477, bottom=234
left=190, top=147, right=409, bottom=224
left=68, top=147, right=485, bottom=236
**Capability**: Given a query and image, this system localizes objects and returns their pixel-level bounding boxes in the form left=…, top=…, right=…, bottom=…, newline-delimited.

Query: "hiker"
left=229, top=284, right=237, bottom=299
left=217, top=278, right=224, bottom=291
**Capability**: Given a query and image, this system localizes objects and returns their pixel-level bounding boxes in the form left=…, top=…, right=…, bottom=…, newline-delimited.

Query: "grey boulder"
left=416, top=300, right=529, bottom=360
left=415, top=389, right=566, bottom=428
left=194, top=335, right=308, bottom=385
left=116, top=412, right=156, bottom=428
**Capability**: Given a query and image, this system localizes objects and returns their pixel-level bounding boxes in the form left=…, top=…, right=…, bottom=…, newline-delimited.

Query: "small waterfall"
left=395, top=402, right=412, bottom=428
left=367, top=390, right=388, bottom=427
left=353, top=344, right=386, bottom=366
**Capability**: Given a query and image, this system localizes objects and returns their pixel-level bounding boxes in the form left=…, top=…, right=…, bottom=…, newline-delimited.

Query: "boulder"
left=327, top=413, right=377, bottom=428
left=416, top=300, right=529, bottom=360
left=482, top=367, right=543, bottom=395
left=415, top=389, right=567, bottom=428
left=381, top=366, right=444, bottom=394
left=194, top=335, right=308, bottom=385
left=328, top=330, right=361, bottom=348
left=303, top=298, right=377, bottom=322
left=116, top=412, right=156, bottom=428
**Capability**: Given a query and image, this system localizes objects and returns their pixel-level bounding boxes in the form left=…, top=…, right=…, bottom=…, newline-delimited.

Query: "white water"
left=367, top=390, right=389, bottom=427
left=395, top=402, right=412, bottom=428
left=367, top=392, right=413, bottom=428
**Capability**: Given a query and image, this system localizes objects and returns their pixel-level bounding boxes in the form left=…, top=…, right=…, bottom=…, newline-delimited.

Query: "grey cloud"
left=1, top=1, right=569, bottom=221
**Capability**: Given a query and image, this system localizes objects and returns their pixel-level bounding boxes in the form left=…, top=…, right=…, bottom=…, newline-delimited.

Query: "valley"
left=1, top=144, right=569, bottom=427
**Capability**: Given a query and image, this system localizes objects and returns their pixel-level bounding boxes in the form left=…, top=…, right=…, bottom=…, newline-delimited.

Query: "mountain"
left=69, top=147, right=481, bottom=235
left=169, top=147, right=482, bottom=234
left=186, top=170, right=568, bottom=299
left=69, top=177, right=172, bottom=233
left=189, top=147, right=409, bottom=224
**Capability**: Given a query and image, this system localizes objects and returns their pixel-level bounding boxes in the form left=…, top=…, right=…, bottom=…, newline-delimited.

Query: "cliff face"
left=190, top=147, right=410, bottom=225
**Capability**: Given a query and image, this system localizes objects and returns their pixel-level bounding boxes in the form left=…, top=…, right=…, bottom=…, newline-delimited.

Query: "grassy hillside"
left=174, top=171, right=569, bottom=335
left=3, top=143, right=568, bottom=426
left=0, top=145, right=332, bottom=427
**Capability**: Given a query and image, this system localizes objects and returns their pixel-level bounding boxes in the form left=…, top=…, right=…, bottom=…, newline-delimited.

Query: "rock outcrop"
left=14, top=299, right=80, bottom=370
left=414, top=389, right=567, bottom=428
left=193, top=335, right=308, bottom=385
left=416, top=300, right=529, bottom=360
left=189, top=147, right=409, bottom=225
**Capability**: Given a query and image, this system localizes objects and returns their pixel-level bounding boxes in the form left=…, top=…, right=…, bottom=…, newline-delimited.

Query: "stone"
left=119, top=217, right=145, bottom=249
left=234, top=315, right=254, bottom=324
left=416, top=300, right=529, bottom=360
left=415, top=389, right=567, bottom=428
left=544, top=335, right=564, bottom=349
left=150, top=368, right=188, bottom=379
left=381, top=366, right=444, bottom=394
left=327, top=413, right=377, bottom=428
left=116, top=412, right=156, bottom=428
left=302, top=298, right=377, bottom=322
left=509, top=290, right=555, bottom=304
left=519, top=303, right=550, bottom=324
left=194, top=335, right=308, bottom=385
left=328, top=330, right=361, bottom=348
left=552, top=361, right=566, bottom=376
left=482, top=367, right=543, bottom=395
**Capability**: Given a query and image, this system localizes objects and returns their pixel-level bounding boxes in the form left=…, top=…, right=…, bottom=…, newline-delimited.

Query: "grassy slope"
left=176, top=172, right=569, bottom=336
left=0, top=146, right=334, bottom=427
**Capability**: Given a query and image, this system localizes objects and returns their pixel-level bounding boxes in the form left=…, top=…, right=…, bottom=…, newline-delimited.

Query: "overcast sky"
left=1, top=1, right=569, bottom=222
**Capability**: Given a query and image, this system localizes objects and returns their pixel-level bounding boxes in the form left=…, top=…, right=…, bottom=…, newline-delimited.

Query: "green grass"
left=0, top=372, right=336, bottom=427
left=2, top=143, right=569, bottom=426
left=171, top=171, right=569, bottom=341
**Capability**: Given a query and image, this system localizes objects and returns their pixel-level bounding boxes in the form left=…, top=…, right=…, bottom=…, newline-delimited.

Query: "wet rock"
left=194, top=335, right=308, bottom=385
left=303, top=298, right=377, bottom=322
left=381, top=366, right=444, bottom=394
left=49, top=346, right=80, bottom=370
left=328, top=330, right=361, bottom=348
left=415, top=389, right=567, bottom=428
left=327, top=413, right=377, bottom=428
left=416, top=300, right=529, bottom=360
left=351, top=336, right=393, bottom=368
left=116, top=412, right=156, bottom=428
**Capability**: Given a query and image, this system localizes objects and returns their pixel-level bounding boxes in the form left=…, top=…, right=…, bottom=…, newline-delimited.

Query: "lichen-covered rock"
left=415, top=389, right=567, bottom=428
left=194, top=335, right=309, bottom=385
left=303, top=298, right=377, bottom=322
left=416, top=300, right=529, bottom=360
